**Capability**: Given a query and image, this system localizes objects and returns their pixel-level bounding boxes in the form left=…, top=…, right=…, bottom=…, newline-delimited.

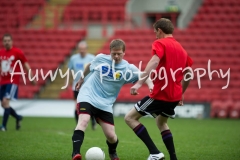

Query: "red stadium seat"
left=210, top=100, right=222, bottom=118
left=63, top=0, right=128, bottom=23
left=216, top=100, right=233, bottom=118
left=229, top=102, right=240, bottom=119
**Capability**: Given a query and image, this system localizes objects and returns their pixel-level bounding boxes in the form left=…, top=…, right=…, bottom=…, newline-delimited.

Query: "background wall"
left=1, top=100, right=208, bottom=118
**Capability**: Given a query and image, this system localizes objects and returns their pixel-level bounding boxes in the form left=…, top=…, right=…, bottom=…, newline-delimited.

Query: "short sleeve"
left=152, top=41, right=164, bottom=59
left=18, top=50, right=27, bottom=64
left=89, top=53, right=103, bottom=71
left=186, top=56, right=193, bottom=67
left=125, top=64, right=139, bottom=84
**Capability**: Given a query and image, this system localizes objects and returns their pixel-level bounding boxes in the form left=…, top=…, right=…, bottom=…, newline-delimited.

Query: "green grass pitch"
left=0, top=117, right=240, bottom=160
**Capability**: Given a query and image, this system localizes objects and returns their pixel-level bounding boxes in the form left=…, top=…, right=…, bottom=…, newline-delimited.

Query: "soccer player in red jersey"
left=125, top=18, right=193, bottom=160
left=0, top=33, right=36, bottom=131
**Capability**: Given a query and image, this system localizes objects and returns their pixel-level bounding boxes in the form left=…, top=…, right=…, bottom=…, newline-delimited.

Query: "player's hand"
left=75, top=79, right=84, bottom=91
left=148, top=84, right=154, bottom=93
left=178, top=95, right=184, bottom=106
left=130, top=83, right=142, bottom=95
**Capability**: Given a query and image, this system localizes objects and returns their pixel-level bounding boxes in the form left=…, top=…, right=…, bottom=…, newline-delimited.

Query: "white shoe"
left=147, top=153, right=165, bottom=160
left=0, top=126, right=6, bottom=131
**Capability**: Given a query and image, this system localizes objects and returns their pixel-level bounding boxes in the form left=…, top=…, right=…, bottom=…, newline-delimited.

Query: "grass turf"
left=0, top=117, right=239, bottom=160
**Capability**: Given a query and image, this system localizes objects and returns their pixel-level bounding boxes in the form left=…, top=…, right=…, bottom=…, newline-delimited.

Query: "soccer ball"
left=85, top=147, right=105, bottom=160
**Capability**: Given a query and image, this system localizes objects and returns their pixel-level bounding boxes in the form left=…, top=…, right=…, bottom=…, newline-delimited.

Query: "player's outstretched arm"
left=130, top=55, right=159, bottom=95
left=75, top=63, right=91, bottom=91
left=24, top=62, right=37, bottom=85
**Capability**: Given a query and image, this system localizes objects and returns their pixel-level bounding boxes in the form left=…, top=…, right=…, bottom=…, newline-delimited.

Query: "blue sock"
left=2, top=108, right=11, bottom=128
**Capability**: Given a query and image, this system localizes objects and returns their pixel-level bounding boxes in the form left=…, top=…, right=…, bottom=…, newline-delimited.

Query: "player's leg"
left=0, top=84, right=22, bottom=131
left=0, top=85, right=8, bottom=131
left=1, top=97, right=10, bottom=131
left=125, top=108, right=164, bottom=159
left=125, top=96, right=164, bottom=160
left=71, top=102, right=91, bottom=160
left=73, top=91, right=79, bottom=123
left=9, top=84, right=22, bottom=130
left=96, top=109, right=119, bottom=160
left=156, top=115, right=177, bottom=160
left=156, top=102, right=178, bottom=160
left=74, top=91, right=96, bottom=130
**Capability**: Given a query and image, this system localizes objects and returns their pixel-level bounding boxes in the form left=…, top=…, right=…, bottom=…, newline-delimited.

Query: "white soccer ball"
left=85, top=147, right=105, bottom=160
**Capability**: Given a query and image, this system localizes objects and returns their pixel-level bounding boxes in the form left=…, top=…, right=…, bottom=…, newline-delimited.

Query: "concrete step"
left=86, top=39, right=107, bottom=54
left=39, top=91, right=59, bottom=99
left=29, top=0, right=69, bottom=29
left=49, top=0, right=71, bottom=5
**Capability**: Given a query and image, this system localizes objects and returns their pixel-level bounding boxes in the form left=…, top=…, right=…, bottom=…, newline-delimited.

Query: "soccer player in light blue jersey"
left=68, top=41, right=96, bottom=129
left=71, top=39, right=153, bottom=160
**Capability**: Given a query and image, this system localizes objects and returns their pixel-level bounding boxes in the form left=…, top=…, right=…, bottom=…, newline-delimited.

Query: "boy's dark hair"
left=153, top=18, right=174, bottom=34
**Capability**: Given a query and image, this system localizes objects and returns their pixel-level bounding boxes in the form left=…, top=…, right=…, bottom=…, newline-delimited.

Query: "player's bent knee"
left=124, top=115, right=132, bottom=125
left=157, top=122, right=169, bottom=131
left=124, top=114, right=128, bottom=122
left=106, top=132, right=117, bottom=142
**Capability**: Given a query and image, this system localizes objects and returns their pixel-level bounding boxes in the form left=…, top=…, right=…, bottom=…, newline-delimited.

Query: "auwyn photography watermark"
left=7, top=60, right=230, bottom=90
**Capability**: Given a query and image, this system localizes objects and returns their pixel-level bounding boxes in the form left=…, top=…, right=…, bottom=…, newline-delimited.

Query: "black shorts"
left=73, top=91, right=79, bottom=100
left=134, top=96, right=179, bottom=119
left=77, top=102, right=114, bottom=125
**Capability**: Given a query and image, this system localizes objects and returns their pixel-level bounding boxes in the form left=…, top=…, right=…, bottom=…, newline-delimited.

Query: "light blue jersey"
left=77, top=53, right=139, bottom=113
left=68, top=53, right=95, bottom=90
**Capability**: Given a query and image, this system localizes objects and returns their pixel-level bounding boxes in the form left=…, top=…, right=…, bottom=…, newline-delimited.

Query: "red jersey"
left=149, top=37, right=193, bottom=101
left=0, top=47, right=27, bottom=85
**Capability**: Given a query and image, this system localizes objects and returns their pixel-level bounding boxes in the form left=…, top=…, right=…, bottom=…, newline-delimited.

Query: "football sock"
left=161, top=130, right=177, bottom=160
left=133, top=123, right=160, bottom=154
left=106, top=139, right=118, bottom=154
left=74, top=110, right=78, bottom=123
left=2, top=108, right=11, bottom=128
left=10, top=107, right=19, bottom=119
left=72, top=130, right=84, bottom=155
